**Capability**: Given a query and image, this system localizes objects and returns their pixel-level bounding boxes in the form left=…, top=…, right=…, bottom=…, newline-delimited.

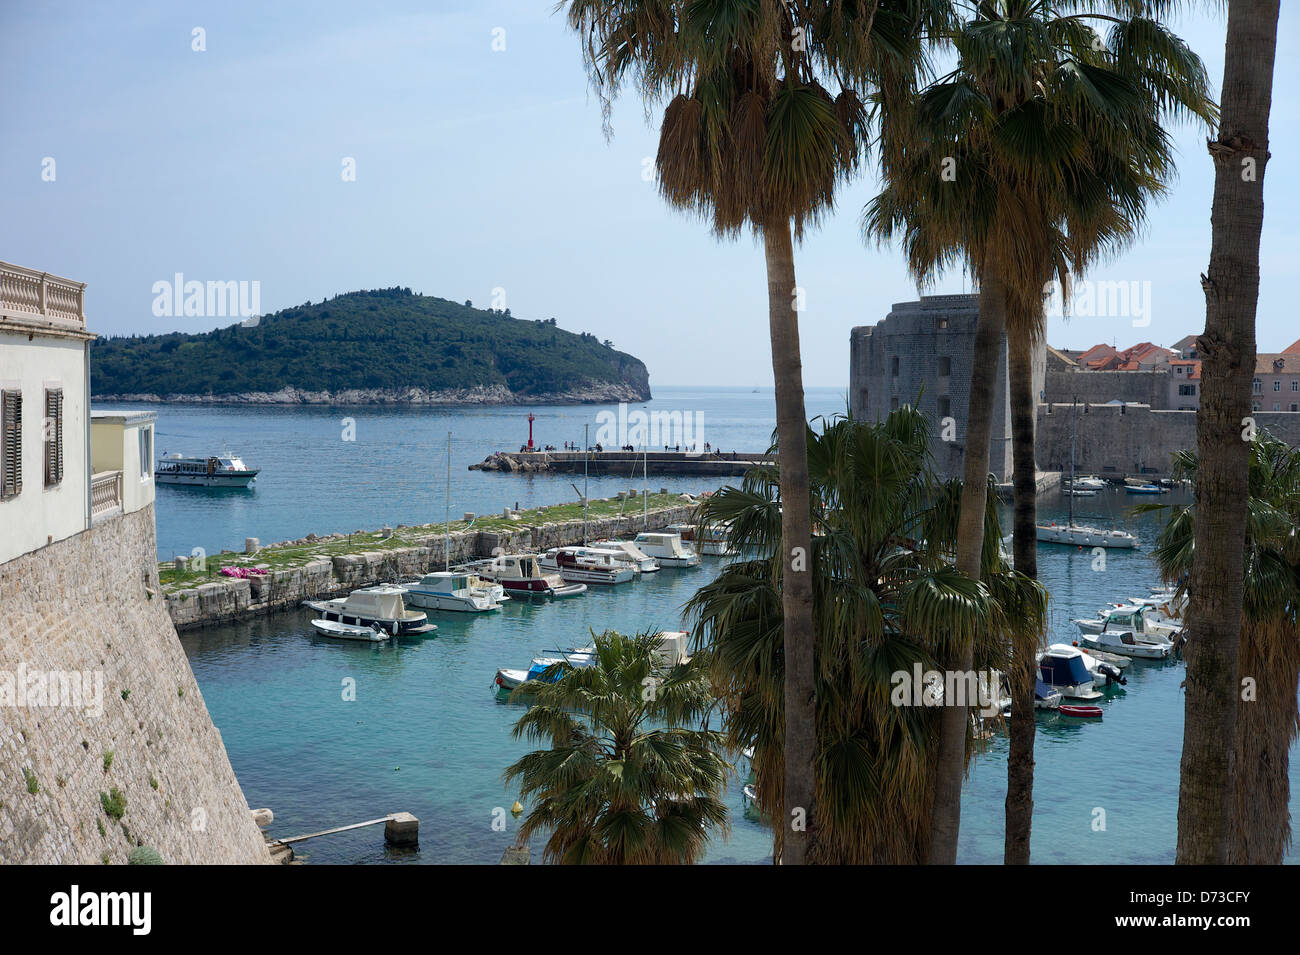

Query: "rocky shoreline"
left=94, top=381, right=650, bottom=406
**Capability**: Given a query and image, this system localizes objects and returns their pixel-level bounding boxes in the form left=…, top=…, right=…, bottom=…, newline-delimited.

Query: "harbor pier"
left=471, top=449, right=774, bottom=476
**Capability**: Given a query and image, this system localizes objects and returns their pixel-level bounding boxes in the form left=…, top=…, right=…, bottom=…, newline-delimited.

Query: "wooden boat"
left=1058, top=704, right=1103, bottom=719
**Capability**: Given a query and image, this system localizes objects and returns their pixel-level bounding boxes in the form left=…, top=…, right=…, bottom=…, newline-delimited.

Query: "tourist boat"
left=309, top=619, right=391, bottom=642
left=632, top=531, right=701, bottom=567
left=539, top=547, right=635, bottom=585
left=401, top=571, right=505, bottom=612
left=1073, top=603, right=1182, bottom=641
left=155, top=452, right=259, bottom=487
left=1058, top=704, right=1103, bottom=719
left=1124, top=483, right=1165, bottom=495
left=665, top=522, right=736, bottom=557
left=591, top=539, right=660, bottom=573
left=1037, top=645, right=1104, bottom=700
left=1036, top=523, right=1138, bottom=548
left=494, top=646, right=597, bottom=691
left=459, top=554, right=587, bottom=598
left=1080, top=627, right=1174, bottom=659
left=301, top=585, right=436, bottom=635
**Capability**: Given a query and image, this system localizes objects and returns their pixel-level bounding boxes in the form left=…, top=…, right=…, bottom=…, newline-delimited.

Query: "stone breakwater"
left=96, top=379, right=650, bottom=406
left=165, top=502, right=699, bottom=631
left=0, top=504, right=270, bottom=864
left=471, top=450, right=774, bottom=476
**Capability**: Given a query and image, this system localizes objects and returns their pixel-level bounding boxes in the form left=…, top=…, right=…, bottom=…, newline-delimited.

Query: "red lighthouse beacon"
left=527, top=412, right=536, bottom=451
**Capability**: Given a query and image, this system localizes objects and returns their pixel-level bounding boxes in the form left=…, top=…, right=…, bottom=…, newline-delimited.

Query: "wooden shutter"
left=45, top=388, right=64, bottom=486
left=2, top=390, right=21, bottom=499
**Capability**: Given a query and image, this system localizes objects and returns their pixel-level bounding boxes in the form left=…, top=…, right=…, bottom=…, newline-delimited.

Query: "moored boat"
left=591, top=539, right=660, bottom=573
left=459, top=554, right=587, bottom=598
left=539, top=547, right=635, bottom=585
left=1038, top=644, right=1104, bottom=700
left=302, top=585, right=435, bottom=635
left=1058, top=704, right=1103, bottom=719
left=1080, top=628, right=1174, bottom=659
left=309, top=618, right=392, bottom=642
left=665, top=522, right=736, bottom=556
left=632, top=531, right=700, bottom=567
left=1036, top=523, right=1138, bottom=548
left=401, top=571, right=505, bottom=612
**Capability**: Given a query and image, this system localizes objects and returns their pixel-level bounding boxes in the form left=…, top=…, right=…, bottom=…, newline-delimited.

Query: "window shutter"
left=2, top=390, right=22, bottom=499
left=45, top=388, right=65, bottom=487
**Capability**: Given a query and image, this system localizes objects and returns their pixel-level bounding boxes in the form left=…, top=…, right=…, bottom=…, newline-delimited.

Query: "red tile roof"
left=1285, top=338, right=1300, bottom=355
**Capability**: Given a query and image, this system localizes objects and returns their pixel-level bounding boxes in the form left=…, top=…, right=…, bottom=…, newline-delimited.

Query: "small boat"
left=539, top=547, right=635, bottom=585
left=632, top=531, right=701, bottom=567
left=1036, top=523, right=1138, bottom=548
left=1038, top=644, right=1104, bottom=700
left=401, top=571, right=505, bottom=612
left=1124, top=483, right=1165, bottom=495
left=591, top=539, right=660, bottom=573
left=1065, top=488, right=1099, bottom=497
left=155, top=452, right=259, bottom=487
left=459, top=554, right=587, bottom=598
left=1058, top=704, right=1103, bottom=719
left=665, top=522, right=736, bottom=557
left=495, top=646, right=598, bottom=690
left=302, top=585, right=436, bottom=635
left=1073, top=603, right=1181, bottom=641
left=1034, top=678, right=1063, bottom=710
left=1080, top=628, right=1174, bottom=659
left=309, top=618, right=393, bottom=642
left=1067, top=475, right=1108, bottom=491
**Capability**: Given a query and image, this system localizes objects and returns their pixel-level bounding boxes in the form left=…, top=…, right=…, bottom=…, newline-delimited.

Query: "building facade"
left=850, top=294, right=1045, bottom=481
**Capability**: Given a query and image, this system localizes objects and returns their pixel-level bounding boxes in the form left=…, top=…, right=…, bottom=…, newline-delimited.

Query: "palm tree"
left=563, top=0, right=946, bottom=863
left=1140, top=433, right=1300, bottom=863
left=866, top=0, right=1214, bottom=863
left=1174, top=0, right=1281, bottom=865
left=504, top=629, right=729, bottom=864
left=687, top=406, right=1046, bottom=862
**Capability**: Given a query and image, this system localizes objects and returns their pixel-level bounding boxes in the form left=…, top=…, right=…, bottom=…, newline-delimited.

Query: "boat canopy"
left=1039, top=652, right=1092, bottom=687
left=343, top=586, right=407, bottom=620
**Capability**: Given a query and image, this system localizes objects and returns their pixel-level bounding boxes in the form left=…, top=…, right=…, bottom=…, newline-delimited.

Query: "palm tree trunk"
left=1005, top=319, right=1038, bottom=865
left=763, top=215, right=816, bottom=865
left=929, top=253, right=1008, bottom=864
left=1229, top=618, right=1300, bottom=863
left=1177, top=0, right=1278, bottom=865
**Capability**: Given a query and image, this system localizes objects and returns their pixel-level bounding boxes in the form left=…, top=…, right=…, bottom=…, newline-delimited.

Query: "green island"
left=92, top=288, right=650, bottom=402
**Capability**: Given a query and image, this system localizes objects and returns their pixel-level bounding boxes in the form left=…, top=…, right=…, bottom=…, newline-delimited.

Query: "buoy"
left=511, top=801, right=524, bottom=816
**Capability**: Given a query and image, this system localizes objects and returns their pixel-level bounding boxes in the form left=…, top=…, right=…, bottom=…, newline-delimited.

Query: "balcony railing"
left=91, top=470, right=123, bottom=520
left=0, top=260, right=86, bottom=327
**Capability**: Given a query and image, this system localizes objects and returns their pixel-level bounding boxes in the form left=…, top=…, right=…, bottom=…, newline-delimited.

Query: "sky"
left=3, top=1, right=1298, bottom=388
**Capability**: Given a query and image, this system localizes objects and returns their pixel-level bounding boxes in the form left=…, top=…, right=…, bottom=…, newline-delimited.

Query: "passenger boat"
left=538, top=547, right=635, bottom=585
left=309, top=619, right=391, bottom=642
left=591, top=539, right=660, bottom=573
left=665, top=522, right=736, bottom=556
left=156, top=452, right=259, bottom=487
left=301, top=585, right=436, bottom=635
left=459, top=554, right=586, bottom=598
left=1079, top=628, right=1174, bottom=659
left=401, top=572, right=505, bottom=612
left=632, top=531, right=701, bottom=567
left=1038, top=644, right=1104, bottom=700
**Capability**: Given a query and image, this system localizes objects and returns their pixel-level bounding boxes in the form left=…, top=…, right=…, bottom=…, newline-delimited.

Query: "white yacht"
left=459, top=554, right=587, bottom=598
left=156, top=452, right=259, bottom=487
left=1073, top=602, right=1182, bottom=640
left=402, top=572, right=506, bottom=613
left=632, top=531, right=701, bottom=567
left=538, top=547, right=635, bottom=585
left=665, top=522, right=735, bottom=556
left=302, top=585, right=435, bottom=635
left=1037, top=644, right=1104, bottom=700
left=1080, top=628, right=1174, bottom=659
left=591, top=539, right=660, bottom=573
left=1036, top=523, right=1138, bottom=548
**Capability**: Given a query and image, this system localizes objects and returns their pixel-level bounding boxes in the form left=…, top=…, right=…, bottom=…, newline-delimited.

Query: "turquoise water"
left=152, top=393, right=1297, bottom=864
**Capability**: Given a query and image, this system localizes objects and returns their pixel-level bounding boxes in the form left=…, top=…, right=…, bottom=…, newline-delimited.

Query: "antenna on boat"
left=445, top=431, right=451, bottom=571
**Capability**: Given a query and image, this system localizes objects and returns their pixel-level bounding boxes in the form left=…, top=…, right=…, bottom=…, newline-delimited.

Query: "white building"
left=0, top=260, right=154, bottom=564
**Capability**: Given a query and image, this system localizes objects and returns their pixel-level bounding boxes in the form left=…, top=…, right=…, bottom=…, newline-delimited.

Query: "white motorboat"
left=310, top=619, right=391, bottom=642
left=1080, top=628, right=1174, bottom=659
left=1037, top=644, right=1104, bottom=700
left=1036, top=523, right=1138, bottom=548
left=459, top=553, right=587, bottom=598
left=538, top=547, right=635, bottom=585
left=155, top=452, right=259, bottom=487
left=302, top=585, right=436, bottom=635
left=665, top=522, right=736, bottom=556
left=1073, top=603, right=1182, bottom=641
left=591, top=539, right=660, bottom=573
left=402, top=571, right=505, bottom=612
left=1066, top=475, right=1108, bottom=491
left=1065, top=488, right=1099, bottom=497
left=495, top=645, right=598, bottom=690
left=632, top=531, right=701, bottom=567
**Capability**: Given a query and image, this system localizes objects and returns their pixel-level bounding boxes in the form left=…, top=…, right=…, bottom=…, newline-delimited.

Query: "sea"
left=93, top=386, right=1299, bottom=864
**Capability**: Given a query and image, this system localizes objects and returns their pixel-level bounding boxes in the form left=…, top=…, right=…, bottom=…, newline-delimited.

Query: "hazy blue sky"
left=3, top=1, right=1297, bottom=387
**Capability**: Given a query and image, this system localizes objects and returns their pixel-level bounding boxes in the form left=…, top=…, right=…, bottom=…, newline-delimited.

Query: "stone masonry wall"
left=166, top=502, right=699, bottom=630
left=0, top=505, right=270, bottom=864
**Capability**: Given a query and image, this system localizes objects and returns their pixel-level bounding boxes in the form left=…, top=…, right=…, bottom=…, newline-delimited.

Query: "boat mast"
left=642, top=443, right=647, bottom=529
left=1069, top=398, right=1076, bottom=528
left=445, top=430, right=451, bottom=570
left=583, top=422, right=589, bottom=545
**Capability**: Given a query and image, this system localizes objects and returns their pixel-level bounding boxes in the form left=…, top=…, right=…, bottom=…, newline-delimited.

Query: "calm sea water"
left=103, top=389, right=1297, bottom=864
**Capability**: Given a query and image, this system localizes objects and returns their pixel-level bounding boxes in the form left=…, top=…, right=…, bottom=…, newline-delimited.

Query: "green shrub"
left=128, top=846, right=165, bottom=866
left=100, top=787, right=126, bottom=820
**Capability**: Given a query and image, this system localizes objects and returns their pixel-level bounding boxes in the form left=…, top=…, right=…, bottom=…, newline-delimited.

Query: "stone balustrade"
left=0, top=260, right=86, bottom=327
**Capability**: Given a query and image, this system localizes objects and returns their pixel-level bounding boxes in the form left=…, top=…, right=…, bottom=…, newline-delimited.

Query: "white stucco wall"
left=91, top=412, right=155, bottom=514
left=0, top=330, right=89, bottom=564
